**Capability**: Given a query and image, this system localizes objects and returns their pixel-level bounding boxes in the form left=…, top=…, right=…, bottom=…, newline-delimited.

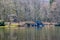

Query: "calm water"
left=0, top=25, right=60, bottom=40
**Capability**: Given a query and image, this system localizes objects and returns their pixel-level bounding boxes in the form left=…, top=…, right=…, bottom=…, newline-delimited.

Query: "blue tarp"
left=26, top=20, right=44, bottom=30
left=32, top=20, right=44, bottom=27
left=32, top=20, right=44, bottom=30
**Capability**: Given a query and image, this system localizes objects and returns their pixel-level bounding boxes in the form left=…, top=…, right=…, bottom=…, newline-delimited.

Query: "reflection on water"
left=0, top=25, right=60, bottom=40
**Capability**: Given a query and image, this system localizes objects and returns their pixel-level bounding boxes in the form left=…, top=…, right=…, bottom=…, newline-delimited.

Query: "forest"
left=0, top=0, right=60, bottom=23
left=0, top=0, right=60, bottom=40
